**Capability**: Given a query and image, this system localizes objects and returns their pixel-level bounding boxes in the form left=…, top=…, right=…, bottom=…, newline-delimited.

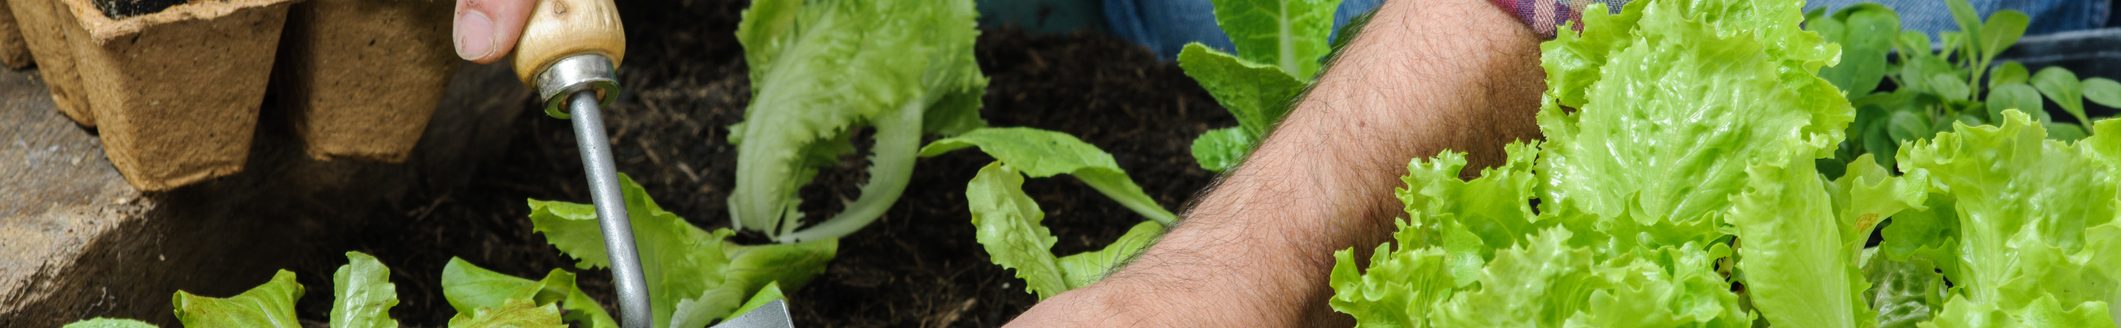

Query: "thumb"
left=455, top=0, right=536, bottom=64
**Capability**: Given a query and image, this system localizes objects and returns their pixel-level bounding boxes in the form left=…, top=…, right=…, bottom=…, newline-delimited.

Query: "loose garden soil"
left=282, top=1, right=1230, bottom=326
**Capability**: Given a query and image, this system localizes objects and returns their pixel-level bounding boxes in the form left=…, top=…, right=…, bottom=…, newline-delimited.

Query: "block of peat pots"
left=275, top=0, right=457, bottom=162
left=0, top=1, right=30, bottom=69
left=60, top=0, right=294, bottom=191
left=6, top=0, right=91, bottom=124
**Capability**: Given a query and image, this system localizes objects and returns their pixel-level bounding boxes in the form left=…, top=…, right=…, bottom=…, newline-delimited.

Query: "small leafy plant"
left=727, top=0, right=989, bottom=242
left=920, top=127, right=1176, bottom=298
left=1181, top=0, right=1344, bottom=172
left=1810, top=0, right=2121, bottom=173
left=64, top=252, right=413, bottom=328
left=66, top=175, right=829, bottom=328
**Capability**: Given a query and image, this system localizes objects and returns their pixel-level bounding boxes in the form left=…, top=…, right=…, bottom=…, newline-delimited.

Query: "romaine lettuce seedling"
left=1182, top=0, right=1343, bottom=172
left=728, top=0, right=989, bottom=242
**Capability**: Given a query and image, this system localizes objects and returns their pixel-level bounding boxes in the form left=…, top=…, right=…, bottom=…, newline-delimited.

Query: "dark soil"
left=94, top=0, right=184, bottom=19
left=285, top=1, right=1229, bottom=327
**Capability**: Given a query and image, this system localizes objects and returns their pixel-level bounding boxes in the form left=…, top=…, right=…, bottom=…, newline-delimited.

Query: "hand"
left=1009, top=0, right=1545, bottom=325
left=454, top=0, right=537, bottom=63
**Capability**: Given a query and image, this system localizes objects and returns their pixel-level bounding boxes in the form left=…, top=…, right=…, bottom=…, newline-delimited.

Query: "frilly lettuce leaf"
left=441, top=258, right=615, bottom=328
left=1894, top=112, right=2121, bottom=328
left=444, top=298, right=565, bottom=328
left=729, top=0, right=989, bottom=241
left=172, top=270, right=304, bottom=328
left=1333, top=0, right=1884, bottom=326
left=934, top=128, right=1173, bottom=299
left=332, top=252, right=400, bottom=328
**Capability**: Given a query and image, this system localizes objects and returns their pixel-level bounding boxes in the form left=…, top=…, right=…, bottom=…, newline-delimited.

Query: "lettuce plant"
left=1810, top=0, right=2121, bottom=173
left=64, top=252, right=409, bottom=328
left=1330, top=0, right=2121, bottom=326
left=529, top=175, right=836, bottom=327
left=921, top=127, right=1177, bottom=298
left=727, top=0, right=989, bottom=242
left=1181, top=0, right=1343, bottom=172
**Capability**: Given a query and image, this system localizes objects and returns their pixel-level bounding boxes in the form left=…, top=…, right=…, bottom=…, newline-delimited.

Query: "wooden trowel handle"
left=511, top=0, right=626, bottom=84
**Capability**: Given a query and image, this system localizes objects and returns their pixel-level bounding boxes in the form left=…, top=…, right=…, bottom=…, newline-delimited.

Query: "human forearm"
left=1010, top=0, right=1544, bottom=325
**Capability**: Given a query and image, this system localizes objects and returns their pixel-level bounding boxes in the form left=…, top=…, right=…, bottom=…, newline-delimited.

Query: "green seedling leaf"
left=965, top=162, right=1069, bottom=298
left=1930, top=73, right=1971, bottom=101
left=1944, top=0, right=1982, bottom=59
left=1989, top=61, right=2029, bottom=87
left=441, top=259, right=616, bottom=328
left=1190, top=127, right=1253, bottom=172
left=1886, top=110, right=1933, bottom=142
left=1178, top=44, right=1306, bottom=139
left=2045, top=123, right=2088, bottom=141
left=332, top=252, right=399, bottom=328
left=62, top=319, right=157, bottom=328
left=922, top=127, right=1178, bottom=224
left=2032, top=67, right=2090, bottom=125
left=965, top=162, right=1169, bottom=299
left=173, top=270, right=304, bottom=328
left=2081, top=77, right=2121, bottom=109
left=1056, top=221, right=1165, bottom=288
left=1896, top=30, right=1933, bottom=59
left=1815, top=3, right=1898, bottom=96
left=1975, top=11, right=2029, bottom=63
left=446, top=298, right=565, bottom=328
left=1987, top=83, right=2042, bottom=123
left=1207, top=0, right=1344, bottom=78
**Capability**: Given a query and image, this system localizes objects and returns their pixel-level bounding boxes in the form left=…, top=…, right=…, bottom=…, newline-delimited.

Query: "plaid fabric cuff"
left=1486, top=0, right=1631, bottom=38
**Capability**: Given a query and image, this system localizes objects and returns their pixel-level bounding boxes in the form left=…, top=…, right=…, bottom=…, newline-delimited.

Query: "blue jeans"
left=1104, top=0, right=2111, bottom=59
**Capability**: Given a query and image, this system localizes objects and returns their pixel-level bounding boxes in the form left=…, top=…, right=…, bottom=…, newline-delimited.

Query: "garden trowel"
left=511, top=0, right=651, bottom=327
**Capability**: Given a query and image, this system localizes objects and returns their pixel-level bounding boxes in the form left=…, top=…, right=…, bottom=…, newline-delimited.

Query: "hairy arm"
left=1008, top=0, right=1544, bottom=325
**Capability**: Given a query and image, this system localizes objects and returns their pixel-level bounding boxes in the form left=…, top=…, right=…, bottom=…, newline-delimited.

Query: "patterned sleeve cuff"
left=1486, top=0, right=1630, bottom=38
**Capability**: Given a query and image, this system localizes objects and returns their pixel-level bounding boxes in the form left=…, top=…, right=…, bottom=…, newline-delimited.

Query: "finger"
left=455, top=0, right=536, bottom=64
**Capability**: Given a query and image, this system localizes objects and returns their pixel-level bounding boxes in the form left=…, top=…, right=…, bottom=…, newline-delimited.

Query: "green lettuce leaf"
left=440, top=258, right=616, bottom=328
left=1536, top=0, right=1847, bottom=243
left=172, top=270, right=303, bottom=328
left=62, top=318, right=157, bottom=328
left=921, top=127, right=1177, bottom=223
left=934, top=128, right=1175, bottom=299
left=1177, top=44, right=1306, bottom=141
left=445, top=298, right=565, bottom=328
left=962, top=162, right=1170, bottom=299
left=332, top=252, right=399, bottom=328
left=1057, top=221, right=1166, bottom=288
left=729, top=0, right=989, bottom=241
left=1207, top=0, right=1343, bottom=79
left=1730, top=154, right=1872, bottom=328
left=1863, top=250, right=1948, bottom=328
left=1333, top=0, right=1876, bottom=326
left=529, top=174, right=835, bottom=327
left=965, top=162, right=1070, bottom=298
left=1188, top=127, right=1253, bottom=172
left=1178, top=0, right=1341, bottom=172
left=1895, top=112, right=2121, bottom=328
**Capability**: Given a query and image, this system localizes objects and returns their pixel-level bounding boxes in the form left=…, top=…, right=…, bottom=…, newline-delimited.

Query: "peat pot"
left=275, top=0, right=458, bottom=162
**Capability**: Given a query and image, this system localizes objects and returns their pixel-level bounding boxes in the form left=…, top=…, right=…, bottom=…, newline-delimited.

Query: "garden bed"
left=274, top=1, right=1226, bottom=327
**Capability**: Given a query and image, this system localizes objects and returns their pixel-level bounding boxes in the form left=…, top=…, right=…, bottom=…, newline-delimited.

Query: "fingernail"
left=455, top=10, right=495, bottom=60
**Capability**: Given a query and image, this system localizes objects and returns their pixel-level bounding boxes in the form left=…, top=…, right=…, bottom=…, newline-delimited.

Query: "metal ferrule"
left=536, top=54, right=621, bottom=116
